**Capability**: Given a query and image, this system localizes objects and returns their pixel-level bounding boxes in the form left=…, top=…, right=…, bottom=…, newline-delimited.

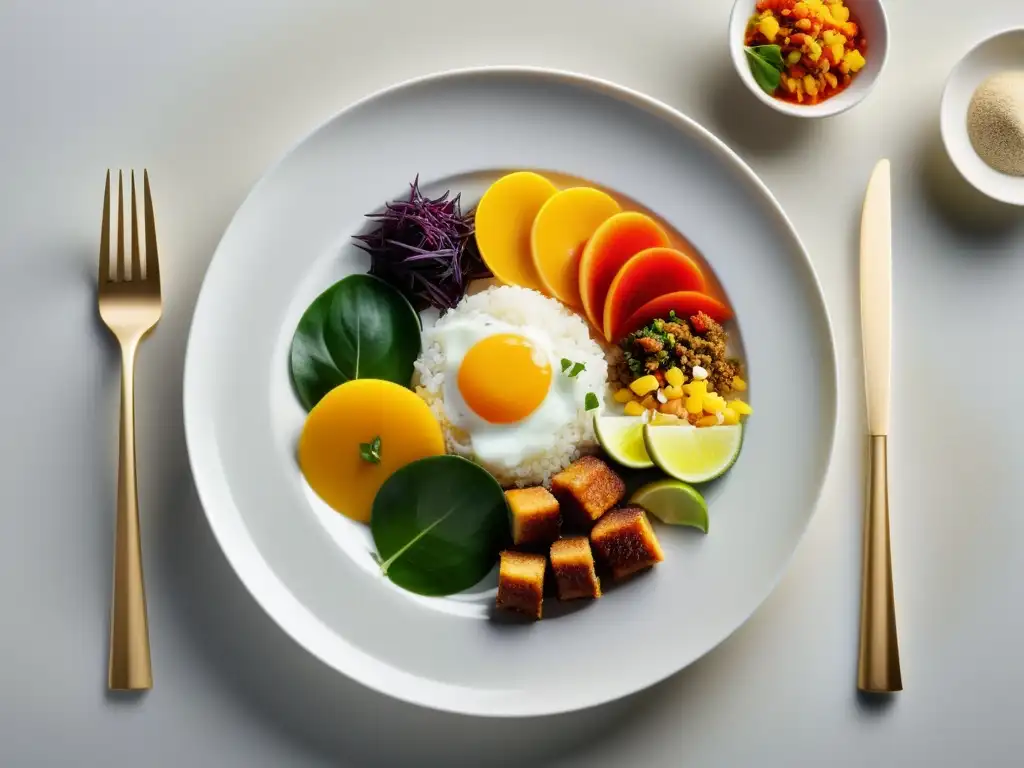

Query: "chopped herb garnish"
left=355, top=176, right=490, bottom=312
left=584, top=392, right=600, bottom=411
left=359, top=435, right=382, bottom=464
left=560, top=358, right=586, bottom=378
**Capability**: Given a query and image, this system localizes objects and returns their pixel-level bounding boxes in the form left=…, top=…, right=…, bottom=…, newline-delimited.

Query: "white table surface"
left=3, top=1, right=1024, bottom=765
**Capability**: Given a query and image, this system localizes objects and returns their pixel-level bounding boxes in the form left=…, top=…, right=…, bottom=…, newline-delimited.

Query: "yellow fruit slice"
left=298, top=379, right=445, bottom=523
left=531, top=187, right=621, bottom=307
left=474, top=171, right=558, bottom=292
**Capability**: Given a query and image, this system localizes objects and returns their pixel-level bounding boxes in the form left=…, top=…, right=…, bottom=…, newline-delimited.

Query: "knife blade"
left=860, top=159, right=891, bottom=436
left=857, top=158, right=902, bottom=693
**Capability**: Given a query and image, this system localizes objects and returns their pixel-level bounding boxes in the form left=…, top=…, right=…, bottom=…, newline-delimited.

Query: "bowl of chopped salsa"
left=729, top=0, right=889, bottom=118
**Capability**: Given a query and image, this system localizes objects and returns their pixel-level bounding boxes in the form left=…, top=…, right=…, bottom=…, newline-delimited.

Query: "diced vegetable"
left=624, top=400, right=645, bottom=417
left=629, top=375, right=660, bottom=396
left=745, top=0, right=867, bottom=105
left=665, top=367, right=684, bottom=387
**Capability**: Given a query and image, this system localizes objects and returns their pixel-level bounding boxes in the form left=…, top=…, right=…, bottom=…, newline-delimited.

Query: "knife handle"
left=857, top=435, right=902, bottom=693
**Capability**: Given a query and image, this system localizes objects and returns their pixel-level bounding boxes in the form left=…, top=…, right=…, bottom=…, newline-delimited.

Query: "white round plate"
left=184, top=67, right=837, bottom=717
left=941, top=27, right=1024, bottom=206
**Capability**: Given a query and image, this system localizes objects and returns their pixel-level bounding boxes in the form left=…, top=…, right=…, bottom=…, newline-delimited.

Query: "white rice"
left=414, top=285, right=609, bottom=487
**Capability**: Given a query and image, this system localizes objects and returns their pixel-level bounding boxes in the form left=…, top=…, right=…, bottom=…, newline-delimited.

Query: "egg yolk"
left=458, top=334, right=552, bottom=424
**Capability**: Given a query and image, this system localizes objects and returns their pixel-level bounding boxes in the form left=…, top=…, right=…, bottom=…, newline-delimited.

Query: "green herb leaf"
left=371, top=455, right=509, bottom=596
left=569, top=362, right=586, bottom=378
left=359, top=435, right=382, bottom=464
left=584, top=392, right=599, bottom=411
left=289, top=274, right=422, bottom=411
left=744, top=45, right=784, bottom=95
left=560, top=358, right=572, bottom=373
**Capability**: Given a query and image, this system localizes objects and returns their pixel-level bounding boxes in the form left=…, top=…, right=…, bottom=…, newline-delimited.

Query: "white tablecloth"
left=3, top=1, right=1024, bottom=765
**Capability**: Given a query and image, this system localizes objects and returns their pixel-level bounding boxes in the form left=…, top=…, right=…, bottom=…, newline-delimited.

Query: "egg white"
left=424, top=318, right=586, bottom=470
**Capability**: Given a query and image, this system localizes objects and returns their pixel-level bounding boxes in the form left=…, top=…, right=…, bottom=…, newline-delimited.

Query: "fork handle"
left=857, top=434, right=902, bottom=693
left=108, top=339, right=153, bottom=691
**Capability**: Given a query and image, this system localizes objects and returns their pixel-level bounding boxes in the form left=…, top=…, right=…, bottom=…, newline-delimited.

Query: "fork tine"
left=116, top=171, right=125, bottom=282
left=98, top=170, right=111, bottom=283
left=143, top=170, right=160, bottom=287
left=130, top=171, right=141, bottom=281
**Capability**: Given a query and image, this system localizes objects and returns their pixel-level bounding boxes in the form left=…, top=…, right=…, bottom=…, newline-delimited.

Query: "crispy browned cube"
left=505, top=487, right=561, bottom=548
left=550, top=537, right=602, bottom=600
left=495, top=551, right=546, bottom=619
left=550, top=456, right=625, bottom=528
left=590, top=507, right=664, bottom=580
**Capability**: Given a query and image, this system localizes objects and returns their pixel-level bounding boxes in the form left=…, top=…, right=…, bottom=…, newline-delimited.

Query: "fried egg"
left=426, top=319, right=584, bottom=468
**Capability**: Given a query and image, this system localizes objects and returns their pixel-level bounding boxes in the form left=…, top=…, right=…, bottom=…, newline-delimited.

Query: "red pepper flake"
left=690, top=314, right=708, bottom=334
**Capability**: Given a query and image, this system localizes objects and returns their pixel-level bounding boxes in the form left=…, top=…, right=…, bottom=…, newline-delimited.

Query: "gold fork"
left=97, top=170, right=162, bottom=691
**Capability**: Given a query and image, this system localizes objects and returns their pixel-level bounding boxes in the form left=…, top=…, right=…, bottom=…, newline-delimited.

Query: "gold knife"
left=857, top=159, right=903, bottom=693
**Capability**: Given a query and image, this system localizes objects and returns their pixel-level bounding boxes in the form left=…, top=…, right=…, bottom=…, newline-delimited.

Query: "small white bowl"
left=940, top=28, right=1024, bottom=207
left=728, top=0, right=889, bottom=118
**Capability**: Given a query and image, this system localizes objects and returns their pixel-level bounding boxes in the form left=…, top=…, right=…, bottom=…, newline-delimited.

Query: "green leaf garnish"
left=560, top=358, right=572, bottom=372
left=359, top=435, right=382, bottom=464
left=584, top=392, right=599, bottom=411
left=744, top=44, right=785, bottom=95
left=371, top=455, right=509, bottom=596
left=289, top=274, right=422, bottom=411
left=569, top=361, right=586, bottom=378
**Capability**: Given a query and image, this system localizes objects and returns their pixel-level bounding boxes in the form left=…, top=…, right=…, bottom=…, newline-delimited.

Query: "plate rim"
left=182, top=65, right=839, bottom=717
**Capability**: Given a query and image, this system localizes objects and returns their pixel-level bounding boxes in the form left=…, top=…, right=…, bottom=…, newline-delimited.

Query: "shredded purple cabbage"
left=355, top=176, right=491, bottom=312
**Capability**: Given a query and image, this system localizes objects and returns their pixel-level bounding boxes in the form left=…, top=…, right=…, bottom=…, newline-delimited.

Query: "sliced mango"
left=298, top=379, right=445, bottom=523
left=531, top=187, right=621, bottom=307
left=578, top=211, right=669, bottom=331
left=474, top=172, right=557, bottom=292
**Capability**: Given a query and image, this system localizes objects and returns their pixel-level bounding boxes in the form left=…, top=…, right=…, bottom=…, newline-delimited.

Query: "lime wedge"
left=642, top=424, right=742, bottom=483
left=630, top=479, right=708, bottom=532
left=594, top=415, right=654, bottom=469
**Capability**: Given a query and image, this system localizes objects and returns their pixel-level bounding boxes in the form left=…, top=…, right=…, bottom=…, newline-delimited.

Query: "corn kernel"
left=629, top=375, right=660, bottom=396
left=730, top=399, right=753, bottom=416
left=684, top=395, right=703, bottom=415
left=803, top=75, right=819, bottom=96
left=758, top=16, right=781, bottom=42
left=723, top=407, right=740, bottom=426
left=829, top=3, right=849, bottom=23
left=795, top=18, right=812, bottom=31
left=665, top=367, right=684, bottom=387
left=696, top=415, right=719, bottom=428
left=704, top=395, right=725, bottom=414
left=623, top=400, right=645, bottom=417
left=663, top=384, right=683, bottom=400
left=683, top=380, right=707, bottom=397
left=844, top=49, right=866, bottom=73
left=613, top=388, right=634, bottom=403
left=731, top=376, right=747, bottom=392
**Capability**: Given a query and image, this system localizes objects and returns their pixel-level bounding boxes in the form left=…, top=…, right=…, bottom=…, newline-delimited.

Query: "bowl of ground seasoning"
left=941, top=27, right=1024, bottom=206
